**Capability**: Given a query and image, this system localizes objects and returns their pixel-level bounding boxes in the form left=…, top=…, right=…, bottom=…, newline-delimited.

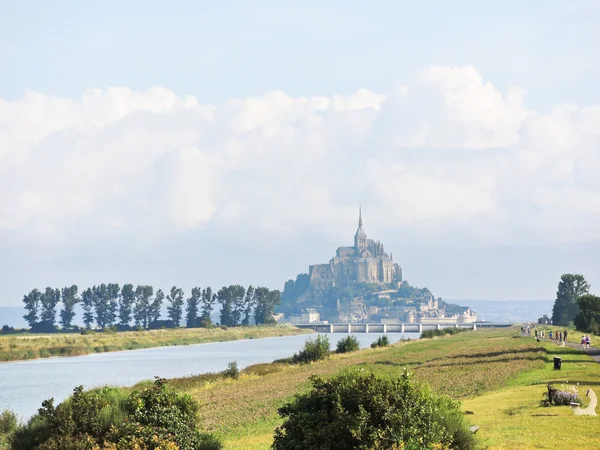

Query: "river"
left=0, top=332, right=417, bottom=421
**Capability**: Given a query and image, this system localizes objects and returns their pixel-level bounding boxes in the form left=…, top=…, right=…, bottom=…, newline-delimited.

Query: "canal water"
left=0, top=332, right=417, bottom=421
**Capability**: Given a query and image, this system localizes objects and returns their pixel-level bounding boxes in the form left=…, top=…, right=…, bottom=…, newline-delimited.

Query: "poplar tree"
left=166, top=286, right=185, bottom=327
left=23, top=288, right=42, bottom=327
left=60, top=285, right=79, bottom=329
left=119, top=284, right=135, bottom=327
left=186, top=287, right=201, bottom=328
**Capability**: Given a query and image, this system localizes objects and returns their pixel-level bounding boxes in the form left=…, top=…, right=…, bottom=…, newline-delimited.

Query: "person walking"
left=581, top=336, right=586, bottom=349
left=564, top=330, right=568, bottom=343
left=586, top=335, right=591, bottom=349
left=550, top=331, right=553, bottom=340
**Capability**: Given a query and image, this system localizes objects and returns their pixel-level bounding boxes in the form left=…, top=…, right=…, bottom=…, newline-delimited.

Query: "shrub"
left=273, top=369, right=477, bottom=450
left=223, top=361, right=240, bottom=379
left=0, top=410, right=17, bottom=434
left=421, top=327, right=470, bottom=339
left=10, top=378, right=222, bottom=450
left=370, top=335, right=389, bottom=348
left=336, top=335, right=360, bottom=353
left=542, top=383, right=581, bottom=406
left=291, top=335, right=330, bottom=364
left=102, top=325, right=118, bottom=334
left=80, top=328, right=95, bottom=335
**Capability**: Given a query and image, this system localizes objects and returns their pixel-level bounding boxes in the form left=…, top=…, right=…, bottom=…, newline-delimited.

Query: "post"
left=401, top=323, right=404, bottom=333
left=365, top=323, right=369, bottom=333
left=348, top=323, right=351, bottom=333
left=436, top=324, right=441, bottom=330
left=418, top=323, right=423, bottom=333
left=383, top=323, right=387, bottom=333
left=330, top=324, right=334, bottom=333
left=472, top=324, right=477, bottom=331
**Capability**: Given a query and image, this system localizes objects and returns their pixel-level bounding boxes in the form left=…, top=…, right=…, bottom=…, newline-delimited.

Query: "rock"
left=469, top=426, right=480, bottom=434
left=465, top=410, right=474, bottom=415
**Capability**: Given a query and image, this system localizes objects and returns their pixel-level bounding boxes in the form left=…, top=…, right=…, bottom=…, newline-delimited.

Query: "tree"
left=134, top=285, right=154, bottom=328
left=60, top=285, right=79, bottom=330
left=552, top=274, right=590, bottom=325
left=272, top=370, right=475, bottom=450
left=92, top=284, right=110, bottom=328
left=186, top=287, right=201, bottom=328
left=39, top=287, right=61, bottom=329
left=119, top=283, right=135, bottom=327
left=217, top=286, right=233, bottom=327
left=230, top=285, right=246, bottom=326
left=166, top=286, right=185, bottom=327
left=23, top=288, right=42, bottom=327
left=81, top=288, right=95, bottom=328
left=148, top=289, right=164, bottom=326
left=254, top=287, right=280, bottom=325
left=200, top=287, right=214, bottom=324
left=574, top=294, right=600, bottom=334
left=106, top=283, right=120, bottom=327
left=242, top=285, right=255, bottom=326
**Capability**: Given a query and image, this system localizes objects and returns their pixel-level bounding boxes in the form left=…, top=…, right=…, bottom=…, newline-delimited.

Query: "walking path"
left=565, top=341, right=600, bottom=363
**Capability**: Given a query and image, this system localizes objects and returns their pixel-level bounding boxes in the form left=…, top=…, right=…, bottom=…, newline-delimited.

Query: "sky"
left=1, top=0, right=599, bottom=306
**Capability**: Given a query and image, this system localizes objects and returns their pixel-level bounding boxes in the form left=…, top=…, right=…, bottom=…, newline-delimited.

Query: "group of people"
left=580, top=334, right=592, bottom=349
left=534, top=328, right=569, bottom=343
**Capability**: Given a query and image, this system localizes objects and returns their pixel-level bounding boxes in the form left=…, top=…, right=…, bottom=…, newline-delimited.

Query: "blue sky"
left=1, top=1, right=600, bottom=307
left=2, top=1, right=599, bottom=107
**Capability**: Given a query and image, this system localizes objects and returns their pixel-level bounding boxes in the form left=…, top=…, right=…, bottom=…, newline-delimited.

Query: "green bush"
left=10, top=378, right=221, bottom=450
left=292, top=335, right=330, bottom=364
left=273, top=369, right=478, bottom=450
left=421, top=327, right=469, bottom=339
left=0, top=409, right=17, bottom=448
left=223, top=361, right=240, bottom=379
left=370, top=335, right=389, bottom=348
left=336, top=335, right=360, bottom=353
left=79, top=328, right=95, bottom=335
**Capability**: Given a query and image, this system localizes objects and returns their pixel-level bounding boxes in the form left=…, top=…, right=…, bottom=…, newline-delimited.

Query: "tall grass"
left=0, top=326, right=310, bottom=363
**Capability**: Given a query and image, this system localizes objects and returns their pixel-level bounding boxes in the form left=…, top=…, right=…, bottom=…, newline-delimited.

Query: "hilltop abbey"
left=308, top=208, right=402, bottom=290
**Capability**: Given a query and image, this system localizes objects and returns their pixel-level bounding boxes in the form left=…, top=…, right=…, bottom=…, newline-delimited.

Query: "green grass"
left=0, top=325, right=310, bottom=362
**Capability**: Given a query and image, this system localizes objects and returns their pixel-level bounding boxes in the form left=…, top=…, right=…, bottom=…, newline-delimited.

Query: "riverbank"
left=134, top=327, right=599, bottom=449
left=0, top=325, right=311, bottom=362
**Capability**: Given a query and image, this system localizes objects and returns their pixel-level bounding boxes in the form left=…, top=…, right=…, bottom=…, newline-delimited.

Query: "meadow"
left=125, top=327, right=600, bottom=449
left=0, top=325, right=309, bottom=362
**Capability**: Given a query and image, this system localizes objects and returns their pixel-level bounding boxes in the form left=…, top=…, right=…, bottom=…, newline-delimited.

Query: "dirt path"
left=565, top=341, right=600, bottom=363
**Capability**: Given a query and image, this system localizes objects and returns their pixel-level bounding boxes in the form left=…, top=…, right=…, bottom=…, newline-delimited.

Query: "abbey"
left=309, top=208, right=402, bottom=291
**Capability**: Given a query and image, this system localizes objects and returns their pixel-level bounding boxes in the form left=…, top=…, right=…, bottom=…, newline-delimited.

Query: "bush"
left=273, top=369, right=477, bottom=450
left=336, top=335, right=360, bottom=353
left=80, top=328, right=95, bottom=335
left=370, top=335, right=389, bottom=348
left=421, top=327, right=469, bottom=339
left=223, top=361, right=240, bottom=379
left=0, top=410, right=17, bottom=434
left=1, top=325, right=16, bottom=334
left=291, top=335, right=330, bottom=364
left=10, top=378, right=222, bottom=450
left=102, top=325, right=118, bottom=334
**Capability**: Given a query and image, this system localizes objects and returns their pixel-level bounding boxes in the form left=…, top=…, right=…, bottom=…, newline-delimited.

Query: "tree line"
left=550, top=273, right=600, bottom=334
left=21, top=284, right=280, bottom=332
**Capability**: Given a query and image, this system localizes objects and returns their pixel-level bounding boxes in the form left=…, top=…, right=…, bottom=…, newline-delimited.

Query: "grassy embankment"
left=0, top=325, right=310, bottom=362
left=133, top=327, right=600, bottom=450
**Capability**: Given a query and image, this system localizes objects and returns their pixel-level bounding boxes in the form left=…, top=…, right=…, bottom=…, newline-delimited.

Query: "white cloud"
left=1, top=66, right=599, bottom=252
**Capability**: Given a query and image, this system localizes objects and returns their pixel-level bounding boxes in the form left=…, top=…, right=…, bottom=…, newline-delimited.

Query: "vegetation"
left=551, top=273, right=590, bottom=325
left=18, top=283, right=282, bottom=333
left=273, top=370, right=477, bottom=450
left=0, top=411, right=17, bottom=449
left=421, top=326, right=469, bottom=339
left=370, top=335, right=389, bottom=347
left=291, top=335, right=330, bottom=364
left=574, top=294, right=600, bottom=334
left=10, top=378, right=221, bottom=450
left=0, top=325, right=309, bottom=362
left=223, top=361, right=240, bottom=380
left=335, top=335, right=360, bottom=353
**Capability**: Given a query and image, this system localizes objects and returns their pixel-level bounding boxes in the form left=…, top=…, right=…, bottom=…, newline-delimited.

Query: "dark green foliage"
left=218, top=286, right=234, bottom=327
left=336, top=335, right=360, bottom=353
left=92, top=284, right=111, bottom=328
left=119, top=283, right=135, bottom=327
left=1, top=325, right=16, bottom=334
left=421, top=327, right=470, bottom=339
left=133, top=285, right=153, bottom=328
left=81, top=288, right=95, bottom=329
left=106, top=283, right=120, bottom=327
left=272, top=370, right=477, bottom=450
left=370, top=335, right=389, bottom=348
left=292, top=335, right=330, bottom=364
left=223, top=361, right=240, bottom=379
left=574, top=294, right=600, bottom=334
left=148, top=288, right=164, bottom=325
left=23, top=289, right=41, bottom=327
left=167, top=286, right=185, bottom=327
left=552, top=273, right=590, bottom=326
left=10, top=378, right=221, bottom=450
left=200, top=287, right=215, bottom=323
left=186, top=286, right=202, bottom=327
left=59, top=285, right=79, bottom=330
left=39, top=287, right=60, bottom=329
left=0, top=409, right=17, bottom=449
left=254, top=287, right=280, bottom=325
left=230, top=284, right=247, bottom=326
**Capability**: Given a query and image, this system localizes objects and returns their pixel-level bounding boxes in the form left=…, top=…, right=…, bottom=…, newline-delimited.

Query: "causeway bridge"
left=295, top=322, right=513, bottom=333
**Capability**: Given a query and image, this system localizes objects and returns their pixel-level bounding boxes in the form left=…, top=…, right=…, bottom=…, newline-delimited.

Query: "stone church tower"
left=308, top=208, right=402, bottom=291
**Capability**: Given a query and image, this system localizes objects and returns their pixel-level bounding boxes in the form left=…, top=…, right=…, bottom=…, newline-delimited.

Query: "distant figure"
left=550, top=331, right=553, bottom=340
left=564, top=330, right=568, bottom=343
left=559, top=331, right=562, bottom=342
left=586, top=335, right=591, bottom=349
left=535, top=330, right=538, bottom=338
left=581, top=336, right=586, bottom=349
